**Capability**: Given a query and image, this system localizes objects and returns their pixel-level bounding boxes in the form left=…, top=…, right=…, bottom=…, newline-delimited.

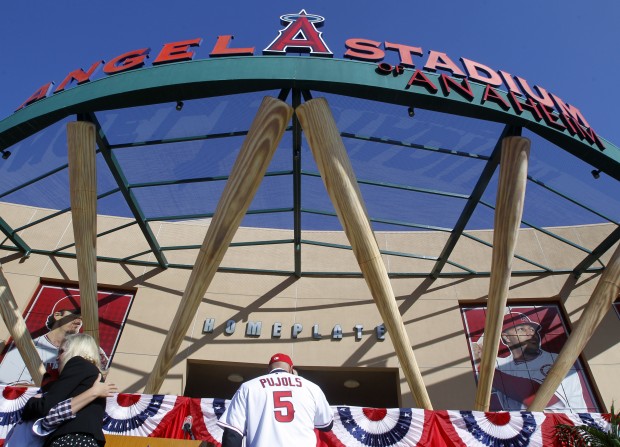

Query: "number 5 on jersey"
left=273, top=391, right=295, bottom=422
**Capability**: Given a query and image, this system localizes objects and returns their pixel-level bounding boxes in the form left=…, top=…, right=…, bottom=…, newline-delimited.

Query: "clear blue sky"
left=1, top=0, right=618, bottom=142
left=0, top=1, right=618, bottom=229
left=0, top=0, right=620, bottom=140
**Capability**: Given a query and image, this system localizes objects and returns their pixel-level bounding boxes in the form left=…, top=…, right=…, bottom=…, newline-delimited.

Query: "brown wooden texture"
left=528, top=243, right=620, bottom=411
left=144, top=97, right=293, bottom=394
left=296, top=97, right=432, bottom=409
left=105, top=435, right=210, bottom=446
left=0, top=265, right=45, bottom=385
left=474, top=136, right=530, bottom=411
left=67, top=121, right=100, bottom=345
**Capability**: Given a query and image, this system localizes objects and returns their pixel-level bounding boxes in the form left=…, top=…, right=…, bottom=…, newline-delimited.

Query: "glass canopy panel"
left=357, top=183, right=467, bottom=231
left=133, top=173, right=293, bottom=222
left=246, top=174, right=294, bottom=212
left=96, top=191, right=134, bottom=220
left=133, top=181, right=228, bottom=221
left=112, top=137, right=247, bottom=185
left=319, top=92, right=504, bottom=157
left=330, top=137, right=488, bottom=197
left=300, top=212, right=343, bottom=234
left=300, top=173, right=337, bottom=222
left=0, top=74, right=617, bottom=278
left=464, top=199, right=497, bottom=232
left=95, top=153, right=125, bottom=197
left=268, top=132, right=294, bottom=171
left=0, top=118, right=72, bottom=211
left=96, top=91, right=283, bottom=146
left=300, top=153, right=470, bottom=231
left=0, top=118, right=71, bottom=194
left=480, top=131, right=619, bottom=228
left=520, top=180, right=613, bottom=230
left=1, top=152, right=118, bottom=214
left=1, top=167, right=71, bottom=212
left=0, top=120, right=120, bottom=216
left=522, top=130, right=620, bottom=224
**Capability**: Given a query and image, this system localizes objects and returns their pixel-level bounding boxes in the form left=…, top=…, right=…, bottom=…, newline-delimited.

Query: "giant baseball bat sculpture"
left=67, top=121, right=100, bottom=344
left=0, top=265, right=45, bottom=385
left=528, top=243, right=620, bottom=411
left=296, top=98, right=432, bottom=409
left=474, top=136, right=530, bottom=411
left=144, top=97, right=293, bottom=394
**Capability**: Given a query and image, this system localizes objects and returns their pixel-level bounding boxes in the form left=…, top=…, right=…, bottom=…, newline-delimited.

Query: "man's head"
left=46, top=296, right=82, bottom=334
left=268, top=353, right=294, bottom=373
left=500, top=312, right=541, bottom=357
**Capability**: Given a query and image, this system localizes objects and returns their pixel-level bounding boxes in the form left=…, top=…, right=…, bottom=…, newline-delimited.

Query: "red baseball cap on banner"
left=51, top=296, right=81, bottom=314
left=501, top=312, right=540, bottom=333
left=269, top=353, right=293, bottom=368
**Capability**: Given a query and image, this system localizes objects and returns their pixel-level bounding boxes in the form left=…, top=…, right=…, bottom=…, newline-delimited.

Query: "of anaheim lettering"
left=14, top=9, right=604, bottom=151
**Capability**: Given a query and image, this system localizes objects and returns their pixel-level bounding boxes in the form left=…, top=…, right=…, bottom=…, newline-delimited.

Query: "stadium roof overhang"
left=2, top=57, right=619, bottom=174
left=0, top=56, right=618, bottom=278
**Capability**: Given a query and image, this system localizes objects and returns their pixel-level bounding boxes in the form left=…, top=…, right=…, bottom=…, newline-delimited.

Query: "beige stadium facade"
left=1, top=199, right=617, bottom=410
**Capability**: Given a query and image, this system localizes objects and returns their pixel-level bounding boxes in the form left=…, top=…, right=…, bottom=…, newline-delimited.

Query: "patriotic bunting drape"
left=0, top=386, right=611, bottom=446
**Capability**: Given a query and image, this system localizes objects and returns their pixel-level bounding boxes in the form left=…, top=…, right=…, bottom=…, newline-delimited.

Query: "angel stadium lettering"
left=13, top=9, right=604, bottom=151
left=202, top=318, right=387, bottom=341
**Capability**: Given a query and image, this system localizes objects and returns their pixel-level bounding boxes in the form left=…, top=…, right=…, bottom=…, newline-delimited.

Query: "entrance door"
left=185, top=360, right=401, bottom=408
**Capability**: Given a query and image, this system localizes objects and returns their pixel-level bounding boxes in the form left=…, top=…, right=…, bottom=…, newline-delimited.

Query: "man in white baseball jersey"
left=218, top=353, right=334, bottom=447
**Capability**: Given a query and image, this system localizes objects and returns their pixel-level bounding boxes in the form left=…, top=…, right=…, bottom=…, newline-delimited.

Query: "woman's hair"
left=59, top=333, right=102, bottom=372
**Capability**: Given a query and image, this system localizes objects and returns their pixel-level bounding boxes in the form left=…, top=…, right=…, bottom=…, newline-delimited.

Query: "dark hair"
left=45, top=309, right=80, bottom=330
left=45, top=314, right=56, bottom=331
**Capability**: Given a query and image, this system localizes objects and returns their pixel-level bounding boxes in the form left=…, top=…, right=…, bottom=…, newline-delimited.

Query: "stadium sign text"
left=202, top=318, right=387, bottom=341
left=14, top=9, right=604, bottom=150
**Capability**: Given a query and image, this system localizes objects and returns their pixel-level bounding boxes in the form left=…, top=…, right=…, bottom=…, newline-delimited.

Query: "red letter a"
left=263, top=10, right=332, bottom=57
left=16, top=82, right=53, bottom=111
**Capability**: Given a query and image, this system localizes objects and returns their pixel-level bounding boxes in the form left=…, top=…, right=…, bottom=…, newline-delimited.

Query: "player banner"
left=461, top=304, right=600, bottom=413
left=0, top=386, right=613, bottom=446
left=0, top=282, right=134, bottom=386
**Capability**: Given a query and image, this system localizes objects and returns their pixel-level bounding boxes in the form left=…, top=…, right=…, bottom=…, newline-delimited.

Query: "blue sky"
left=1, top=0, right=618, bottom=141
left=0, top=1, right=618, bottom=231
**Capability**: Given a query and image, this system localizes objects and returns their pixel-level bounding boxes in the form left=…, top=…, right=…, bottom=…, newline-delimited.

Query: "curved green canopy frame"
left=1, top=57, right=619, bottom=180
left=0, top=56, right=618, bottom=279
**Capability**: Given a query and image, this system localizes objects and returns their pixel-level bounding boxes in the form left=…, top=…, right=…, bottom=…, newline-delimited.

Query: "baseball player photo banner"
left=0, top=281, right=134, bottom=386
left=461, top=304, right=600, bottom=413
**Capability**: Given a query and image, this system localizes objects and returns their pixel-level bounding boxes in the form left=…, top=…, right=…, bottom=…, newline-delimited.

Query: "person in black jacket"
left=22, top=333, right=108, bottom=447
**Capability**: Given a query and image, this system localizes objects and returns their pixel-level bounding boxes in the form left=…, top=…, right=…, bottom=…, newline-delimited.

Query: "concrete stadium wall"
left=0, top=201, right=618, bottom=410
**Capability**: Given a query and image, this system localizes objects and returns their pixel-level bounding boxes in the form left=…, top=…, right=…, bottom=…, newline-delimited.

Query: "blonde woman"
left=22, top=333, right=111, bottom=446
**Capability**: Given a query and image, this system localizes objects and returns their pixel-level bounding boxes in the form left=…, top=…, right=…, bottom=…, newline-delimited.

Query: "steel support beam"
left=573, top=225, right=620, bottom=278
left=0, top=216, right=30, bottom=255
left=293, top=89, right=302, bottom=277
left=430, top=125, right=521, bottom=278
left=85, top=113, right=168, bottom=268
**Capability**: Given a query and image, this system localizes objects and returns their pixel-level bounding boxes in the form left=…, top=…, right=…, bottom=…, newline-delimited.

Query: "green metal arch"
left=1, top=56, right=618, bottom=180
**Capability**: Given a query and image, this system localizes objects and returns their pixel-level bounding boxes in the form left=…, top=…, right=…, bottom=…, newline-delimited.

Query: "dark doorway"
left=185, top=360, right=400, bottom=408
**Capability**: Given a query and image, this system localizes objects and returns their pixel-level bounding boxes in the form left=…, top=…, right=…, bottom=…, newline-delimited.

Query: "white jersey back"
left=218, top=369, right=333, bottom=447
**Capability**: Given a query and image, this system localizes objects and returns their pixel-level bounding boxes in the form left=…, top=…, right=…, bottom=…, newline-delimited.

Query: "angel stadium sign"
left=2, top=9, right=619, bottom=177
